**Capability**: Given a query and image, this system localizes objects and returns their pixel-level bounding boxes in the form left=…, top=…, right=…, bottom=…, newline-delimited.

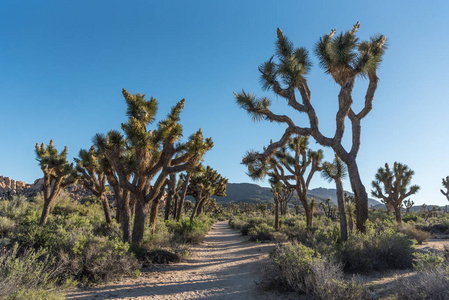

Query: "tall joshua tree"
left=96, top=89, right=213, bottom=247
left=75, top=146, right=112, bottom=224
left=371, top=162, right=420, bottom=225
left=322, top=154, right=348, bottom=241
left=35, top=140, right=77, bottom=225
left=440, top=176, right=449, bottom=201
left=244, top=136, right=323, bottom=227
left=235, top=23, right=387, bottom=232
left=187, top=165, right=227, bottom=221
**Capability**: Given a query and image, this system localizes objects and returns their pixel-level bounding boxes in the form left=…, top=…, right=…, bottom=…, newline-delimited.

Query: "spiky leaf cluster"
left=315, top=22, right=387, bottom=83
left=235, top=91, right=271, bottom=122
left=35, top=140, right=77, bottom=184
left=74, top=145, right=108, bottom=196
left=321, top=154, right=348, bottom=183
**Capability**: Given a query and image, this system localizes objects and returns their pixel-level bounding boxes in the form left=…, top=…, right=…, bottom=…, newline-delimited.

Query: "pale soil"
left=65, top=221, right=286, bottom=300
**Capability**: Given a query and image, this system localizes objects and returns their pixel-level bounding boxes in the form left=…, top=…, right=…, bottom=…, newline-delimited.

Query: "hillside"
left=211, top=183, right=383, bottom=207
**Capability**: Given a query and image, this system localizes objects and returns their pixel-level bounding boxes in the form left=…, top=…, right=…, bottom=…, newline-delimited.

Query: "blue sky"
left=1, top=0, right=449, bottom=205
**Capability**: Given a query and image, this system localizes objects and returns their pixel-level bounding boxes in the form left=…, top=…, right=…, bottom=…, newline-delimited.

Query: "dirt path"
left=65, top=221, right=283, bottom=299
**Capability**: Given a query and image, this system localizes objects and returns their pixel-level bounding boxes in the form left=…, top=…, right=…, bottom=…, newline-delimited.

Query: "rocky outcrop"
left=0, top=175, right=95, bottom=201
left=0, top=175, right=42, bottom=199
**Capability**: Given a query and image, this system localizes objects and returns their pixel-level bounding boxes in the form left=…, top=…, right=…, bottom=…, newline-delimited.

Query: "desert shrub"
left=368, top=209, right=394, bottom=222
left=248, top=223, right=275, bottom=241
left=10, top=199, right=137, bottom=285
left=0, top=244, right=67, bottom=300
left=399, top=223, right=431, bottom=244
left=271, top=231, right=288, bottom=242
left=143, top=217, right=171, bottom=250
left=305, top=259, right=371, bottom=300
left=395, top=266, right=449, bottom=300
left=266, top=242, right=369, bottom=299
left=0, top=216, right=15, bottom=238
left=337, top=226, right=415, bottom=273
left=269, top=242, right=321, bottom=291
left=166, top=216, right=213, bottom=244
left=417, top=223, right=449, bottom=235
left=403, top=213, right=419, bottom=223
left=0, top=195, right=29, bottom=219
left=61, top=236, right=138, bottom=284
left=413, top=252, right=444, bottom=271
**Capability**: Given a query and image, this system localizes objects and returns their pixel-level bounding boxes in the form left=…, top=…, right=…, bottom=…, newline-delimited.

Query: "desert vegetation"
left=1, top=21, right=449, bottom=300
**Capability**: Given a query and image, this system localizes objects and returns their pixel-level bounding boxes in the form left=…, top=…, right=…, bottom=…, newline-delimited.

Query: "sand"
left=65, top=221, right=285, bottom=300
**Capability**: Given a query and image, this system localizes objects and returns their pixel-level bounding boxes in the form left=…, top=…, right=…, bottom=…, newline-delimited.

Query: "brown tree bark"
left=131, top=199, right=148, bottom=247
left=100, top=194, right=112, bottom=224
left=394, top=206, right=402, bottom=226
left=176, top=173, right=191, bottom=221
left=149, top=198, right=160, bottom=234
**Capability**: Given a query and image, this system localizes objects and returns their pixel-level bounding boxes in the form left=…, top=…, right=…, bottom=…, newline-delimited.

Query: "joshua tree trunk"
left=346, top=159, right=368, bottom=233
left=40, top=198, right=53, bottom=225
left=165, top=174, right=176, bottom=221
left=132, top=199, right=147, bottom=247
left=100, top=194, right=112, bottom=224
left=304, top=205, right=313, bottom=227
left=121, top=191, right=132, bottom=243
left=197, top=199, right=205, bottom=216
left=335, top=179, right=348, bottom=242
left=164, top=193, right=172, bottom=221
left=190, top=199, right=200, bottom=222
left=149, top=198, right=160, bottom=234
left=172, top=193, right=179, bottom=220
left=394, top=206, right=402, bottom=226
left=176, top=173, right=191, bottom=221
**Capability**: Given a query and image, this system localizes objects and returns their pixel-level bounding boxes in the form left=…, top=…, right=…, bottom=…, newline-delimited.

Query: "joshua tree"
left=279, top=184, right=294, bottom=215
left=187, top=165, right=227, bottom=221
left=35, top=140, right=77, bottom=225
left=319, top=198, right=338, bottom=220
left=321, top=154, right=348, bottom=241
left=74, top=146, right=113, bottom=224
left=95, top=89, right=213, bottom=247
left=244, top=136, right=323, bottom=227
left=235, top=23, right=387, bottom=232
left=371, top=162, right=420, bottom=225
left=440, top=176, right=449, bottom=201
left=403, top=198, right=414, bottom=216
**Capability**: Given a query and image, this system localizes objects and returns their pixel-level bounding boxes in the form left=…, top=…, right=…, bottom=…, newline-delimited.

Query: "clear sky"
left=1, top=0, right=449, bottom=205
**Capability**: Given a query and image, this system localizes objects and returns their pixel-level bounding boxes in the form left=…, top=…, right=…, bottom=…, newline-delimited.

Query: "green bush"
left=266, top=242, right=370, bottom=299
left=269, top=242, right=321, bottom=291
left=399, top=223, right=431, bottom=244
left=0, top=216, right=15, bottom=238
left=337, top=226, right=416, bottom=273
left=413, top=252, right=444, bottom=271
left=0, top=244, right=68, bottom=300
left=166, top=216, right=214, bottom=244
left=10, top=199, right=137, bottom=285
left=248, top=223, right=275, bottom=241
left=0, top=195, right=29, bottom=219
left=403, top=213, right=419, bottom=223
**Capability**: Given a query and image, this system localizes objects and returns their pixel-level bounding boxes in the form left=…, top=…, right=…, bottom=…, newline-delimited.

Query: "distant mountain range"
left=210, top=183, right=383, bottom=207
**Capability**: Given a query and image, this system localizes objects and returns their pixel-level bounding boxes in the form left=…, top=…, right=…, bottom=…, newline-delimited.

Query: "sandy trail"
left=65, top=221, right=282, bottom=299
